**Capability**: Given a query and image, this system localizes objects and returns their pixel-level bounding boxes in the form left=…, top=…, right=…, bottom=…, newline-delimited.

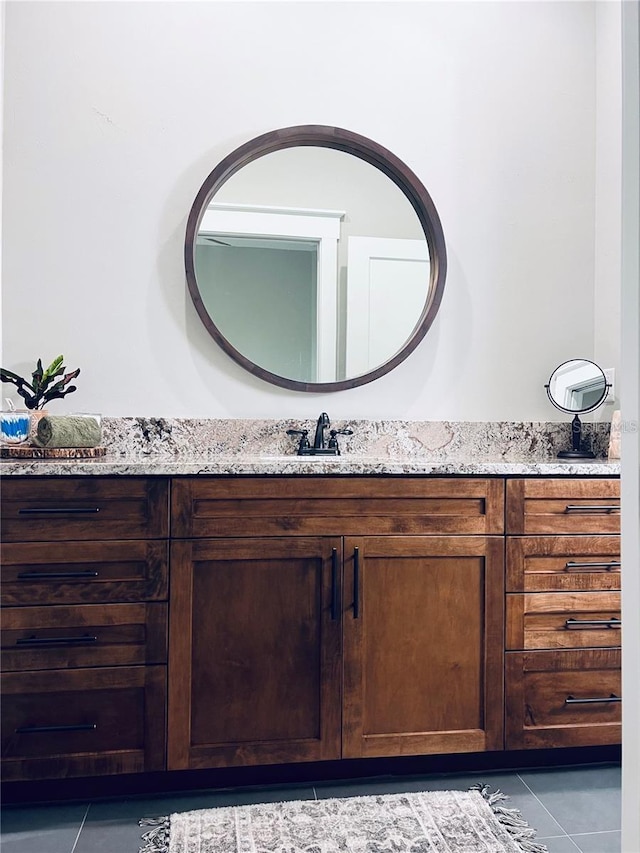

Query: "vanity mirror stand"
left=545, top=359, right=611, bottom=459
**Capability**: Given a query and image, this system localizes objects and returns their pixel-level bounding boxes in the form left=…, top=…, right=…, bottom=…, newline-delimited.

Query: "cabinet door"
left=0, top=540, right=168, bottom=605
left=505, top=649, right=621, bottom=749
left=168, top=537, right=342, bottom=770
left=1, top=603, right=168, bottom=671
left=342, top=536, right=504, bottom=758
left=1, top=665, right=166, bottom=781
left=506, top=479, right=620, bottom=535
left=1, top=477, right=169, bottom=542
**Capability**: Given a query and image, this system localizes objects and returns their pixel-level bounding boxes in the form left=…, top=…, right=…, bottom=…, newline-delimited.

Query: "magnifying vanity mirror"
left=545, top=359, right=611, bottom=458
left=185, top=126, right=447, bottom=392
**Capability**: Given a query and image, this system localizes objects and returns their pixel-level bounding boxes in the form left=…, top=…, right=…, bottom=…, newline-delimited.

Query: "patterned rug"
left=139, top=785, right=548, bottom=853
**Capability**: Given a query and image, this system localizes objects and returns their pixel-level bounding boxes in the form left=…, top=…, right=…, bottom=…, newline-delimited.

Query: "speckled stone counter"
left=0, top=418, right=619, bottom=476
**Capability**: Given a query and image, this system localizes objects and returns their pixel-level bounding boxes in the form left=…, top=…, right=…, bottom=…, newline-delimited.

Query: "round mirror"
left=545, top=359, right=608, bottom=413
left=545, top=359, right=610, bottom=459
left=185, top=126, right=447, bottom=391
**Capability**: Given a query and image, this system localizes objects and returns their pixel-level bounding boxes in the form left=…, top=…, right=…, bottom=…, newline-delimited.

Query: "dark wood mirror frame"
left=185, top=125, right=447, bottom=392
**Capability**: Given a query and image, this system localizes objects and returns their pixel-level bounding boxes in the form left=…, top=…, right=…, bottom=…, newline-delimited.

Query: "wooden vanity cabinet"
left=168, top=477, right=505, bottom=770
left=1, top=472, right=623, bottom=787
left=0, top=477, right=170, bottom=782
left=505, top=479, right=621, bottom=749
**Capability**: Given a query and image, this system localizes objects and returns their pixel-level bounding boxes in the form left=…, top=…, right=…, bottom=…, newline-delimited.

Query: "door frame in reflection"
left=198, top=203, right=344, bottom=382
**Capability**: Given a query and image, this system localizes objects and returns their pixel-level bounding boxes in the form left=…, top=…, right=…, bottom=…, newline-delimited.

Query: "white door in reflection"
left=345, top=237, right=430, bottom=377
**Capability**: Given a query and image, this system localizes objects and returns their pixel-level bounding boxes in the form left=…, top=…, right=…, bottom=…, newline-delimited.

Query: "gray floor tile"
left=519, top=765, right=621, bottom=834
left=0, top=802, right=88, bottom=853
left=535, top=837, right=582, bottom=853
left=570, top=830, right=621, bottom=853
left=73, top=786, right=316, bottom=853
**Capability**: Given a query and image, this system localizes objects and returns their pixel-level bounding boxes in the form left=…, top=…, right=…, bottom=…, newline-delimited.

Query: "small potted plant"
left=1, top=355, right=80, bottom=410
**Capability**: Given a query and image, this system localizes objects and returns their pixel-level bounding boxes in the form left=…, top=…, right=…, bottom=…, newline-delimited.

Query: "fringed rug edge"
left=139, top=815, right=170, bottom=853
left=470, top=783, right=549, bottom=853
left=139, top=784, right=549, bottom=853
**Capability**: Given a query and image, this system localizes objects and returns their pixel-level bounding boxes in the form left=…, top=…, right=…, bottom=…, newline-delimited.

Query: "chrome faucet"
left=313, top=412, right=331, bottom=450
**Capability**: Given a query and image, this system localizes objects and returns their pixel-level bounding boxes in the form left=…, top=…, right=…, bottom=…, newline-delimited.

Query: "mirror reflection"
left=194, top=146, right=430, bottom=385
left=546, top=359, right=608, bottom=412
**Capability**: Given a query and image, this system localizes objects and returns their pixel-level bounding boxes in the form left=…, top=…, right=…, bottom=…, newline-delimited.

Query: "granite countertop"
left=0, top=418, right=620, bottom=477
left=0, top=454, right=621, bottom=477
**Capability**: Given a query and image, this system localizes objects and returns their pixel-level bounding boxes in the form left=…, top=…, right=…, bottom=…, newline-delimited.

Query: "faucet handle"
left=327, top=428, right=354, bottom=454
left=286, top=428, right=310, bottom=454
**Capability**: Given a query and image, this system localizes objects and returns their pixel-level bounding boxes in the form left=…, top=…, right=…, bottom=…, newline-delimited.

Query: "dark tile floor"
left=0, top=763, right=621, bottom=853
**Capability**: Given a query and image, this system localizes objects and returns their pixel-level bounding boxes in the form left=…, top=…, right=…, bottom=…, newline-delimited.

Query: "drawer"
left=0, top=540, right=168, bottom=605
left=507, top=479, right=620, bottom=535
left=506, top=592, right=621, bottom=650
left=1, top=666, right=166, bottom=780
left=1, top=477, right=169, bottom=542
left=506, top=536, right=620, bottom=592
left=171, top=477, right=505, bottom=537
left=505, top=649, right=621, bottom=749
left=1, top=603, right=167, bottom=671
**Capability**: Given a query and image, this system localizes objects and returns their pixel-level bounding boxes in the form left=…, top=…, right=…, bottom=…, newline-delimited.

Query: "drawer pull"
left=15, top=723, right=97, bottom=734
left=18, top=507, right=101, bottom=515
left=330, top=548, right=339, bottom=621
left=565, top=694, right=621, bottom=705
left=17, top=570, right=99, bottom=580
left=565, top=617, right=621, bottom=629
left=565, top=560, right=621, bottom=571
left=16, top=634, right=98, bottom=647
left=353, top=547, right=360, bottom=619
left=564, top=505, right=620, bottom=514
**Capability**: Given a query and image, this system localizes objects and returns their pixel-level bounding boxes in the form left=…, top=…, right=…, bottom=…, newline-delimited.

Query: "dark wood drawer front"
left=507, top=480, right=620, bottom=535
left=506, top=649, right=621, bottom=749
left=0, top=540, right=168, bottom=605
left=506, top=536, right=620, bottom=592
left=1, top=666, right=166, bottom=780
left=1, top=603, right=167, bottom=671
left=506, top=592, right=621, bottom=650
left=1, top=478, right=169, bottom=542
left=172, top=478, right=505, bottom=538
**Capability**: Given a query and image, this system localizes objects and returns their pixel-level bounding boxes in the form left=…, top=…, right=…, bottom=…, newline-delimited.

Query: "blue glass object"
left=0, top=411, right=31, bottom=444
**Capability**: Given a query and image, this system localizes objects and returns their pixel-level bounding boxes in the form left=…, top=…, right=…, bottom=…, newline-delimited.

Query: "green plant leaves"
left=1, top=356, right=80, bottom=409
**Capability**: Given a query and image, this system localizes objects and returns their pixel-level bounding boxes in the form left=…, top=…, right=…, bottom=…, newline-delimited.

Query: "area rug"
left=139, top=784, right=548, bottom=853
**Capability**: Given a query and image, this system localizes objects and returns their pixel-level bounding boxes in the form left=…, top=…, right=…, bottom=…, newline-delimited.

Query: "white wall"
left=1, top=0, right=5, bottom=372
left=595, top=1, right=622, bottom=410
left=0, top=1, right=614, bottom=421
left=620, top=1, right=640, bottom=849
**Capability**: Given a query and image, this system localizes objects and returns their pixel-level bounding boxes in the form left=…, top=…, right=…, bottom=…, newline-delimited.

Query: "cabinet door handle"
left=330, top=548, right=339, bottom=620
left=16, top=635, right=98, bottom=646
left=18, top=507, right=101, bottom=515
left=16, top=723, right=97, bottom=734
left=17, top=570, right=99, bottom=580
left=353, top=547, right=360, bottom=619
left=565, top=617, right=621, bottom=629
left=565, top=561, right=621, bottom=571
left=564, top=505, right=620, bottom=514
left=565, top=694, right=621, bottom=705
